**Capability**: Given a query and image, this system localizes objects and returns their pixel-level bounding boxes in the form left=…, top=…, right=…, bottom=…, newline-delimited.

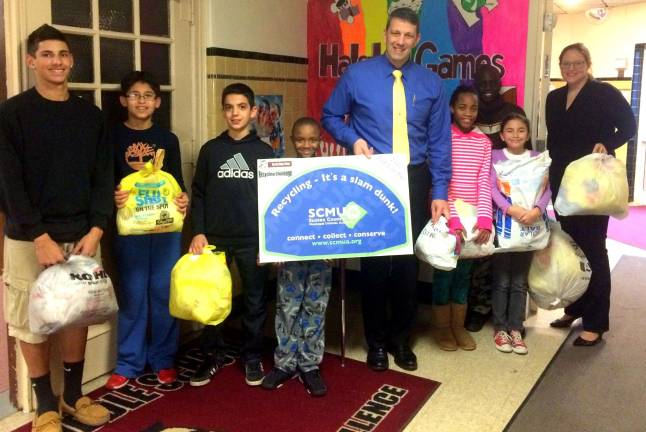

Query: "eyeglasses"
left=125, top=92, right=156, bottom=101
left=560, top=61, right=587, bottom=69
left=293, top=138, right=321, bottom=145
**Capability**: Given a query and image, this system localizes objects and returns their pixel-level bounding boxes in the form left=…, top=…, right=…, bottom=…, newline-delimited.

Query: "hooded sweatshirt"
left=191, top=130, right=273, bottom=246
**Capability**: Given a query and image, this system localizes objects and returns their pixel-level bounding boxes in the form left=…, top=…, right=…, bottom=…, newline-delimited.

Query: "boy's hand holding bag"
left=117, top=149, right=184, bottom=235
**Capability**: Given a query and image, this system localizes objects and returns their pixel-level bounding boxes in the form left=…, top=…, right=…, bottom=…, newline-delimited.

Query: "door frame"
left=2, top=0, right=205, bottom=411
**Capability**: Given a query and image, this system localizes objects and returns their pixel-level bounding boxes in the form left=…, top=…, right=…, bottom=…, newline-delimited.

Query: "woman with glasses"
left=545, top=43, right=636, bottom=346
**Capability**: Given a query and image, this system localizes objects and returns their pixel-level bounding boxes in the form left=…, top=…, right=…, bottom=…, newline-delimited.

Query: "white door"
left=4, top=0, right=200, bottom=411
left=635, top=46, right=646, bottom=204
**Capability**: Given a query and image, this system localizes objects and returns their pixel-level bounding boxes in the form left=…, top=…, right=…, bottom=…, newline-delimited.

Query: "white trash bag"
left=415, top=216, right=458, bottom=271
left=493, top=151, right=551, bottom=252
left=454, top=200, right=495, bottom=258
left=554, top=153, right=629, bottom=219
left=528, top=222, right=590, bottom=310
left=29, top=255, right=118, bottom=335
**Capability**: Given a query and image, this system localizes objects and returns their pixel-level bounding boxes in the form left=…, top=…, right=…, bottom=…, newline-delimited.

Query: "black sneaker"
left=261, top=368, right=294, bottom=390
left=299, top=369, right=327, bottom=397
left=189, top=356, right=220, bottom=387
left=244, top=360, right=264, bottom=386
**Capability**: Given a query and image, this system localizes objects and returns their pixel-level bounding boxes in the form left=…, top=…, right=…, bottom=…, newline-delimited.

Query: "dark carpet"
left=506, top=256, right=646, bottom=432
left=14, top=348, right=439, bottom=432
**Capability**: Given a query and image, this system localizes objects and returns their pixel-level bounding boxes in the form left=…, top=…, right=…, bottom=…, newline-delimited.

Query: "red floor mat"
left=14, top=348, right=440, bottom=432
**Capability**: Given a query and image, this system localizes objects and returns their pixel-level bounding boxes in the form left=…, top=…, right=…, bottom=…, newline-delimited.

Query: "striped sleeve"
left=476, top=135, right=493, bottom=230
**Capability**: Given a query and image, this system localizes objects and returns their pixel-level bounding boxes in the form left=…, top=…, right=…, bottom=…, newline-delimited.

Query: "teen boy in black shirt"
left=0, top=24, right=112, bottom=431
left=189, top=83, right=273, bottom=387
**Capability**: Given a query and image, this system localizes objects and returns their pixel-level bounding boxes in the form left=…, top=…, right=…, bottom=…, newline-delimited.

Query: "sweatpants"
left=274, top=260, right=332, bottom=372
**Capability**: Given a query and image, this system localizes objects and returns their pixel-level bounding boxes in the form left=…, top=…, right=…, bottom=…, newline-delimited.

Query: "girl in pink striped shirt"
left=431, top=86, right=492, bottom=352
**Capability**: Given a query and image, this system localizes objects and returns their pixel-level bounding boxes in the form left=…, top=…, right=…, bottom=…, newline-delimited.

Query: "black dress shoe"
left=366, top=348, right=389, bottom=372
left=387, top=345, right=417, bottom=371
left=465, top=311, right=488, bottom=332
left=573, top=333, right=603, bottom=347
left=550, top=316, right=578, bottom=328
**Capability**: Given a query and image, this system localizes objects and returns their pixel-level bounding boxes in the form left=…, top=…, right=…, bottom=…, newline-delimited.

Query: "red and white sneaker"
left=510, top=330, right=528, bottom=355
left=494, top=330, right=513, bottom=353
left=105, top=373, right=129, bottom=390
left=157, top=368, right=177, bottom=384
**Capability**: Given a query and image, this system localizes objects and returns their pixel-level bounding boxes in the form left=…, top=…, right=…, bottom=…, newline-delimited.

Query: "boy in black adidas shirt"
left=189, top=83, right=273, bottom=387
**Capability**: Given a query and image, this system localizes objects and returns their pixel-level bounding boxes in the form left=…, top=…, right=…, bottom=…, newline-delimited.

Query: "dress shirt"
left=321, top=54, right=452, bottom=200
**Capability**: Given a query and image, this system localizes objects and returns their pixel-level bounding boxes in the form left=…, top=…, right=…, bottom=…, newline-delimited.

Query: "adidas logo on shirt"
left=218, top=153, right=255, bottom=179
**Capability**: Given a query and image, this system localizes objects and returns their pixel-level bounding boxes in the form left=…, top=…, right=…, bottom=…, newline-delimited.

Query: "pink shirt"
left=448, top=124, right=493, bottom=232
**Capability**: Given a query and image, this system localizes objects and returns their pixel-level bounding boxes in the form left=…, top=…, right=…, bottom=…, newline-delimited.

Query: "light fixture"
left=585, top=7, right=609, bottom=23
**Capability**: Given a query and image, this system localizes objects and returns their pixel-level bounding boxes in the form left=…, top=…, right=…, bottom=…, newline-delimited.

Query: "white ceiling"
left=554, top=0, right=646, bottom=14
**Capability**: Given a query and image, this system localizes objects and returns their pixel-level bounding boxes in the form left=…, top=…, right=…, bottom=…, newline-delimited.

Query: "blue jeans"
left=114, top=232, right=181, bottom=377
left=491, top=251, right=532, bottom=332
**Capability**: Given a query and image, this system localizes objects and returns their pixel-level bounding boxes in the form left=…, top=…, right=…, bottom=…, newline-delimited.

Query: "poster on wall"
left=308, top=0, right=529, bottom=155
left=257, top=154, right=412, bottom=262
left=254, top=95, right=285, bottom=158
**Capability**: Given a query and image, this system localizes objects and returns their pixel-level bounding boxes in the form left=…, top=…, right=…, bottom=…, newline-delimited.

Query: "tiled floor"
left=1, top=240, right=644, bottom=432
left=324, top=278, right=567, bottom=432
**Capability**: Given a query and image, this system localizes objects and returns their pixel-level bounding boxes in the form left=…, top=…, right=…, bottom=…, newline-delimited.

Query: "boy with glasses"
left=106, top=70, right=188, bottom=390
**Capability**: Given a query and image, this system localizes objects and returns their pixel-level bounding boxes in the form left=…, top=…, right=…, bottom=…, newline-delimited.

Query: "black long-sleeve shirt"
left=191, top=130, right=273, bottom=246
left=0, top=88, right=113, bottom=242
left=546, top=79, right=636, bottom=195
left=112, top=122, right=186, bottom=191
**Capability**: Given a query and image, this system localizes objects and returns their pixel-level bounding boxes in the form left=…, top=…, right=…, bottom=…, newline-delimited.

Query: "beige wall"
left=550, top=3, right=646, bottom=79
left=206, top=57, right=307, bottom=158
left=204, top=0, right=308, bottom=158
left=206, top=0, right=307, bottom=57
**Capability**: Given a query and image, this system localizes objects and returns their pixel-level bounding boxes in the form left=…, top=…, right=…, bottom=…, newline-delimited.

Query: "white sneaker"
left=510, top=330, right=528, bottom=355
left=494, top=330, right=513, bottom=353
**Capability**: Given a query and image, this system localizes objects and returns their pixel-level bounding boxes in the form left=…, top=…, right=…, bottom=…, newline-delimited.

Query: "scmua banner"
left=257, top=154, right=412, bottom=262
left=308, top=0, right=529, bottom=155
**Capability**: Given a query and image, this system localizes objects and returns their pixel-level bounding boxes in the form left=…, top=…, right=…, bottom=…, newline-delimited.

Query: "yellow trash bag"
left=554, top=153, right=628, bottom=219
left=117, top=149, right=184, bottom=235
left=170, top=246, right=232, bottom=326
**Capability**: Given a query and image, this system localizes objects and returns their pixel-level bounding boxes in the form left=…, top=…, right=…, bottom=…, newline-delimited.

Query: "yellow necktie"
left=392, top=69, right=410, bottom=164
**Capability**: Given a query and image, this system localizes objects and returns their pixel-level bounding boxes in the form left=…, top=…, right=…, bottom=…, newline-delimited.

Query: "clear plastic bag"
left=528, top=222, right=591, bottom=310
left=29, top=255, right=118, bottom=335
left=415, top=216, right=458, bottom=271
left=554, top=153, right=628, bottom=219
left=454, top=200, right=495, bottom=258
left=493, top=152, right=551, bottom=252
